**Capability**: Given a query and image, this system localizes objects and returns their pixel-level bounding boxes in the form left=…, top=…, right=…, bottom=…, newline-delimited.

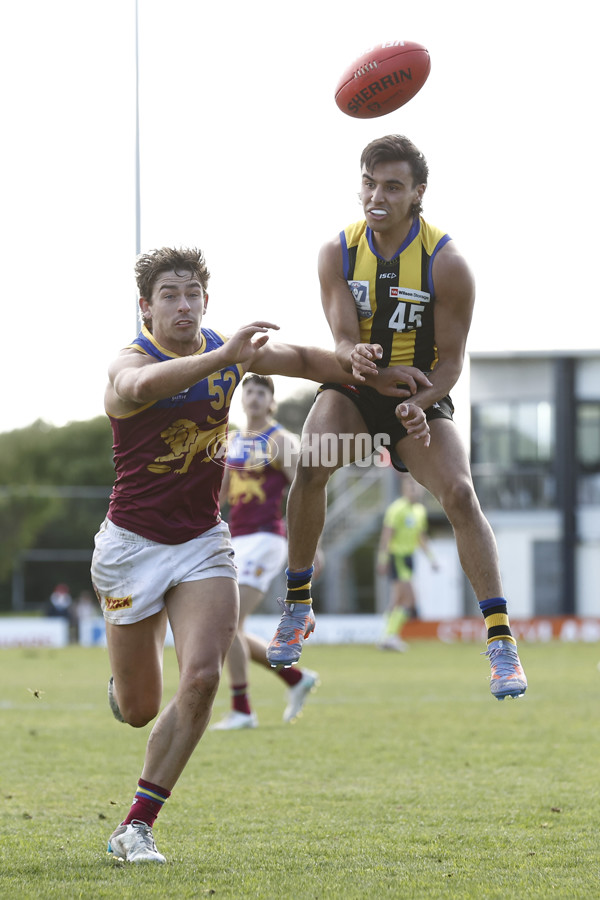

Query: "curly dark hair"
left=360, top=135, right=429, bottom=216
left=135, top=247, right=210, bottom=299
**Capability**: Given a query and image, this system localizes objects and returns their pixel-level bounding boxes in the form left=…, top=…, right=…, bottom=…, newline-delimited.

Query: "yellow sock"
left=479, top=599, right=516, bottom=647
left=285, top=567, right=313, bottom=604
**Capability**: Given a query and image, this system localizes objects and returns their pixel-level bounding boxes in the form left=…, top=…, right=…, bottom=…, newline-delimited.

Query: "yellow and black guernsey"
left=340, top=216, right=451, bottom=370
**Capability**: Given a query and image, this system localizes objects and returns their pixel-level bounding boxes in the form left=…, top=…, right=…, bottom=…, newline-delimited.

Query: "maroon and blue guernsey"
left=226, top=425, right=288, bottom=538
left=107, top=325, right=243, bottom=544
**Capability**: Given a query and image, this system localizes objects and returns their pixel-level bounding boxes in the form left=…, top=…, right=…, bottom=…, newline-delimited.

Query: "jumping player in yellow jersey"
left=267, top=134, right=527, bottom=702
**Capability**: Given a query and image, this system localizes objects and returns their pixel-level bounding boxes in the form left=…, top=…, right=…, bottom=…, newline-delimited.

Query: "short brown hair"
left=242, top=374, right=275, bottom=395
left=135, top=247, right=210, bottom=299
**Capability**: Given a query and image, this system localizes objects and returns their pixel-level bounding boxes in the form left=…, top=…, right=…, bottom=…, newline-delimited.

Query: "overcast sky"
left=1, top=0, right=596, bottom=435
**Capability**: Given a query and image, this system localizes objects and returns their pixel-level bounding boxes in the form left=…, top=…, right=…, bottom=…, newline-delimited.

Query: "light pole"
left=134, top=0, right=141, bottom=333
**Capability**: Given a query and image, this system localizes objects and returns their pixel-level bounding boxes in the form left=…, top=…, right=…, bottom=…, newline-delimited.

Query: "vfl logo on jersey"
left=389, top=286, right=430, bottom=303
left=348, top=280, right=372, bottom=319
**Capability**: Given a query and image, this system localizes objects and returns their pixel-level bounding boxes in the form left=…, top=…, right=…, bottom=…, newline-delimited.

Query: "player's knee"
left=181, top=664, right=221, bottom=709
left=295, top=458, right=332, bottom=489
left=122, top=695, right=161, bottom=728
left=440, top=477, right=480, bottom=522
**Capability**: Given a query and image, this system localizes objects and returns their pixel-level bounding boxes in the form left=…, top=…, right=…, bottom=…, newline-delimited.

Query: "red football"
left=335, top=40, right=431, bottom=119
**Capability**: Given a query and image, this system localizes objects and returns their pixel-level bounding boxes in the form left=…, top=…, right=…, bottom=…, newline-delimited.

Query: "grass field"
left=0, top=639, right=598, bottom=899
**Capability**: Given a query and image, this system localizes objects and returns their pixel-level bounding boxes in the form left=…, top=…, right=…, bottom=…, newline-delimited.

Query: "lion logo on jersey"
left=148, top=418, right=227, bottom=475
left=228, top=468, right=267, bottom=505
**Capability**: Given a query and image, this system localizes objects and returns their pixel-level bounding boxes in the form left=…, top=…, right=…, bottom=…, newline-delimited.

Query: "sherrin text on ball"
left=335, top=40, right=431, bottom=119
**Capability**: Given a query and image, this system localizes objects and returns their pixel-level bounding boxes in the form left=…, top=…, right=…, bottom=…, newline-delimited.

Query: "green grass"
left=1, top=640, right=599, bottom=898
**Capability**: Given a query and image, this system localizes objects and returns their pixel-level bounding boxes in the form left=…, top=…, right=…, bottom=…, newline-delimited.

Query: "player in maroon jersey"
left=211, top=374, right=319, bottom=731
left=92, top=246, right=430, bottom=864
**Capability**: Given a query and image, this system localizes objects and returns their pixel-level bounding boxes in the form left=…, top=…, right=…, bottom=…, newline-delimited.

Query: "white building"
left=469, top=350, right=600, bottom=618
left=313, top=350, right=600, bottom=620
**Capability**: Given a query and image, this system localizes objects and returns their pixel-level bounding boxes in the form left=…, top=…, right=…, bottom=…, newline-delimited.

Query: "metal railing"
left=471, top=465, right=556, bottom=510
left=317, top=464, right=397, bottom=613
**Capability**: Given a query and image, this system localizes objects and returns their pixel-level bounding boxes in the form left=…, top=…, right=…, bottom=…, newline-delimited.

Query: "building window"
left=471, top=401, right=555, bottom=509
left=577, top=402, right=600, bottom=504
left=577, top=403, right=600, bottom=469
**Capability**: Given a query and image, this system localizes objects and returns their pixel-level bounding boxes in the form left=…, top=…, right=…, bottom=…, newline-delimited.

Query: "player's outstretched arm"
left=247, top=340, right=353, bottom=384
left=106, top=321, right=279, bottom=416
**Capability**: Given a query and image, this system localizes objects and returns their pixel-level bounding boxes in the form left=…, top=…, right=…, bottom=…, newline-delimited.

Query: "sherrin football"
left=335, top=40, right=431, bottom=119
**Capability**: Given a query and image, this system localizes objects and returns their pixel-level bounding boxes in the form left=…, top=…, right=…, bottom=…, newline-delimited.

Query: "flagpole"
left=135, top=0, right=141, bottom=256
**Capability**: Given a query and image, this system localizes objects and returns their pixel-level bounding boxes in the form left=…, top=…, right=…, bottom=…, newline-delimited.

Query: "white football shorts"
left=231, top=531, right=288, bottom=593
left=91, top=518, right=237, bottom=625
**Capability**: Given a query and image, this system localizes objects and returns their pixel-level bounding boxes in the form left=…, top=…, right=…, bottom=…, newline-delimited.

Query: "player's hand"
left=370, top=365, right=433, bottom=398
left=396, top=402, right=431, bottom=447
left=224, top=321, right=280, bottom=366
left=350, top=343, right=383, bottom=379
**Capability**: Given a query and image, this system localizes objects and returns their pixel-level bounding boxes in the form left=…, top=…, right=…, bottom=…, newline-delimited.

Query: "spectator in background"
left=73, top=589, right=96, bottom=642
left=46, top=583, right=73, bottom=619
left=46, top=583, right=75, bottom=642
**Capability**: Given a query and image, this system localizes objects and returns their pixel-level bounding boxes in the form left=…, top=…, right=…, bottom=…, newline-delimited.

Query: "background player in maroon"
left=212, top=374, right=318, bottom=731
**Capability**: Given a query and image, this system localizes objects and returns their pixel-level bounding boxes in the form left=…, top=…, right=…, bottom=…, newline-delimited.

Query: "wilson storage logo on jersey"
left=389, top=287, right=430, bottom=303
left=388, top=286, right=431, bottom=333
left=348, top=280, right=372, bottom=319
